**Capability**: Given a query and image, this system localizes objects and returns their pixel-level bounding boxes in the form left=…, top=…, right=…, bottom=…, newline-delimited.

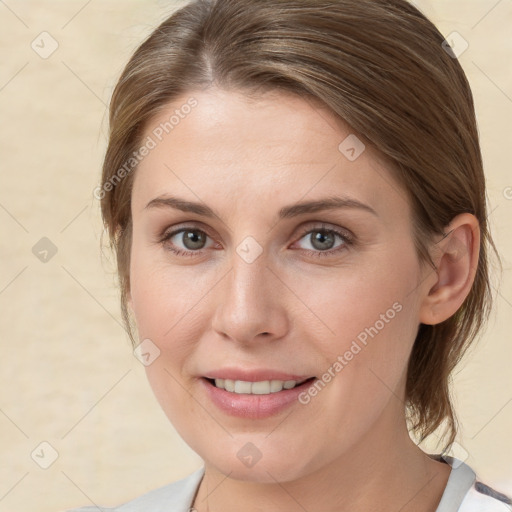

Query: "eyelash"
left=157, top=223, right=354, bottom=259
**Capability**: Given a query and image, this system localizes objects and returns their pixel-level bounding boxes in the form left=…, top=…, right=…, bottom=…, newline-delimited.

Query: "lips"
left=199, top=369, right=318, bottom=419
left=202, top=368, right=315, bottom=382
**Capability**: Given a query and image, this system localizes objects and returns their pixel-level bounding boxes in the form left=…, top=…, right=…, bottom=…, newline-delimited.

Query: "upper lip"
left=202, top=368, right=315, bottom=382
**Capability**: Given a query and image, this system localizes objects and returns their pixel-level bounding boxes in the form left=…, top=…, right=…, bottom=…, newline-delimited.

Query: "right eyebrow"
left=145, top=195, right=218, bottom=217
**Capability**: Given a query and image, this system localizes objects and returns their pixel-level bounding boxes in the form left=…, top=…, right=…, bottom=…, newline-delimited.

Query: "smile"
left=200, top=376, right=318, bottom=419
left=207, top=377, right=314, bottom=395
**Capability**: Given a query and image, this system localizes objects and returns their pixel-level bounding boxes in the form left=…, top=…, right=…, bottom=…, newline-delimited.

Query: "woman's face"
left=128, top=88, right=432, bottom=482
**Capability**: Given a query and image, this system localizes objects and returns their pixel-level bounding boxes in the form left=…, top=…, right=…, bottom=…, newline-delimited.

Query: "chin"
left=205, top=446, right=317, bottom=484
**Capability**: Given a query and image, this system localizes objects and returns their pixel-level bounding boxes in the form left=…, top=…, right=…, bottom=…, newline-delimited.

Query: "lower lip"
left=200, top=377, right=317, bottom=419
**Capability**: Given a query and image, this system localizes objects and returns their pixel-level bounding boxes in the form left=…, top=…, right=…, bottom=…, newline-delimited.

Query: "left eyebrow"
left=278, top=196, right=378, bottom=219
left=144, top=194, right=378, bottom=219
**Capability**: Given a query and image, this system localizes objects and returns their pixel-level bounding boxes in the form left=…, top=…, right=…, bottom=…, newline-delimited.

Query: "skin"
left=127, top=88, right=479, bottom=512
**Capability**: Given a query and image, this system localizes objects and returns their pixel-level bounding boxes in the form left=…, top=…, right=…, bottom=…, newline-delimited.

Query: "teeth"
left=213, top=378, right=308, bottom=394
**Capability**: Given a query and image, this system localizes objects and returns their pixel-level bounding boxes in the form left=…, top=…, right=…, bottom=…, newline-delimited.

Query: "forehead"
left=132, top=88, right=408, bottom=218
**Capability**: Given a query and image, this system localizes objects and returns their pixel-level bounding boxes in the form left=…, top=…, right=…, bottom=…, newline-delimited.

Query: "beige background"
left=0, top=1, right=511, bottom=511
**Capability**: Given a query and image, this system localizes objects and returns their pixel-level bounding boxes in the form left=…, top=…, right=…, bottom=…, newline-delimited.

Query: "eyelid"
left=156, top=223, right=217, bottom=249
left=158, top=220, right=354, bottom=241
left=157, top=220, right=356, bottom=256
left=156, top=220, right=213, bottom=241
left=295, top=221, right=355, bottom=243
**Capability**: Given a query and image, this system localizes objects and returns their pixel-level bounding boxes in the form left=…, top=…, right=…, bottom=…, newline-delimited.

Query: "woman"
left=70, top=0, right=511, bottom=510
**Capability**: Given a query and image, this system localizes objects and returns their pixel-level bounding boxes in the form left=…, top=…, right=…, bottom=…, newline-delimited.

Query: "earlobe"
left=419, top=213, right=480, bottom=325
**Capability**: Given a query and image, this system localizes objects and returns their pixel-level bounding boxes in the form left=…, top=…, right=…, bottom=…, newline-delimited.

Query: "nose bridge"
left=212, top=242, right=288, bottom=343
left=230, top=247, right=268, bottom=307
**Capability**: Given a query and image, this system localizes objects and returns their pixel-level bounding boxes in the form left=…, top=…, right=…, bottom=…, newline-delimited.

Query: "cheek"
left=291, top=251, right=419, bottom=353
left=129, top=247, right=212, bottom=402
left=289, top=278, right=419, bottom=454
left=292, top=247, right=421, bottom=405
left=129, top=243, right=206, bottom=340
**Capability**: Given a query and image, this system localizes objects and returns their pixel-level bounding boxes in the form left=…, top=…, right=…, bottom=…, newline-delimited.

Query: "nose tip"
left=210, top=262, right=289, bottom=345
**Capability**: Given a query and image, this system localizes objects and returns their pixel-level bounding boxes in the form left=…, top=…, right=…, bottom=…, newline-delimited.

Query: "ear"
left=419, top=213, right=480, bottom=325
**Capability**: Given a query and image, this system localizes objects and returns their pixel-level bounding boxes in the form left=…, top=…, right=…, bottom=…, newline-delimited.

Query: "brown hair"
left=99, top=0, right=499, bottom=451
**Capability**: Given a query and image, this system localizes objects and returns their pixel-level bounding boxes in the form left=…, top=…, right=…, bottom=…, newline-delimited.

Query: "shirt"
left=66, top=454, right=512, bottom=511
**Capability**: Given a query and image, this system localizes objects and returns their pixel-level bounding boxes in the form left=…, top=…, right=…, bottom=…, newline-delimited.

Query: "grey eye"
left=297, top=230, right=345, bottom=252
left=177, top=229, right=208, bottom=250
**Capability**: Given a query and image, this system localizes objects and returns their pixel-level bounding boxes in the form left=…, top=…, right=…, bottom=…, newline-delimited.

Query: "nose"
left=210, top=249, right=290, bottom=345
